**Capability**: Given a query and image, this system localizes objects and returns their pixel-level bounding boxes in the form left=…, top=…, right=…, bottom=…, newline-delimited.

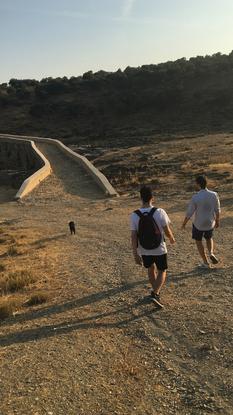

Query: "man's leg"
left=195, top=240, right=209, bottom=264
left=144, top=256, right=167, bottom=299
left=205, top=234, right=219, bottom=264
left=147, top=263, right=158, bottom=293
left=152, top=270, right=167, bottom=295
left=206, top=237, right=214, bottom=255
left=192, top=226, right=209, bottom=264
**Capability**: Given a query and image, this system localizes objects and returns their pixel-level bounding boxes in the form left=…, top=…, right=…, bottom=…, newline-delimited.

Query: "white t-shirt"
left=130, top=207, right=170, bottom=256
left=186, top=188, right=221, bottom=231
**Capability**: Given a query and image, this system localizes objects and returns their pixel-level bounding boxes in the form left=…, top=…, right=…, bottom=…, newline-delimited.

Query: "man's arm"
left=131, top=230, right=142, bottom=265
left=159, top=209, right=175, bottom=244
left=214, top=194, right=221, bottom=228
left=182, top=197, right=196, bottom=229
left=163, top=225, right=175, bottom=244
left=215, top=211, right=220, bottom=228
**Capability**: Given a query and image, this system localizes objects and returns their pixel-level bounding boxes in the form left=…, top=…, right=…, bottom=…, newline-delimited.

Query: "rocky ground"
left=72, top=133, right=233, bottom=196
left=0, top=134, right=232, bottom=415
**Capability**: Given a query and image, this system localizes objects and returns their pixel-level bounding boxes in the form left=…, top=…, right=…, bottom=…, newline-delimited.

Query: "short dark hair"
left=196, top=175, right=207, bottom=189
left=140, top=186, right=153, bottom=202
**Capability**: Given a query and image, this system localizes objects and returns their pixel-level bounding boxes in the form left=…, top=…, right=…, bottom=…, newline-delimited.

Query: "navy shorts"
left=192, top=224, right=213, bottom=241
left=142, top=254, right=168, bottom=271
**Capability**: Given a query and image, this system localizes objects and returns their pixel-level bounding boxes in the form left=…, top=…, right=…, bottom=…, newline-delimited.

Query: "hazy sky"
left=1, top=0, right=233, bottom=83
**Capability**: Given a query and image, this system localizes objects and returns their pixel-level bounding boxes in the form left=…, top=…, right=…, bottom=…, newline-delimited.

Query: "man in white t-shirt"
left=130, top=186, right=175, bottom=308
left=182, top=175, right=221, bottom=268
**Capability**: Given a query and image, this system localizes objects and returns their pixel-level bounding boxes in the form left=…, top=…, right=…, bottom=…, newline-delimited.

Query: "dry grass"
left=0, top=223, right=57, bottom=320
left=94, top=134, right=233, bottom=194
left=0, top=264, right=6, bottom=272
left=0, top=270, right=35, bottom=294
left=0, top=298, right=19, bottom=320
left=25, top=291, right=49, bottom=306
left=7, top=245, right=18, bottom=257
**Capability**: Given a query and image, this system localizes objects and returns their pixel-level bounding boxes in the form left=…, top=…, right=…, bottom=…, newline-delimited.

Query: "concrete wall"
left=0, top=133, right=118, bottom=198
left=0, top=136, right=52, bottom=199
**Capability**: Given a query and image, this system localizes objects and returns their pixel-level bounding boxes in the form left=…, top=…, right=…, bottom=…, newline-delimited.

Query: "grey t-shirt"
left=186, top=188, right=221, bottom=231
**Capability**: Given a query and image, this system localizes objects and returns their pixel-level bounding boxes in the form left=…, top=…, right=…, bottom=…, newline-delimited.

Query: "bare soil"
left=0, top=135, right=233, bottom=415
left=90, top=133, right=233, bottom=195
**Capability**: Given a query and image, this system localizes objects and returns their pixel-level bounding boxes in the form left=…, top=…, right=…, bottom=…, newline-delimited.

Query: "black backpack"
left=134, top=207, right=162, bottom=249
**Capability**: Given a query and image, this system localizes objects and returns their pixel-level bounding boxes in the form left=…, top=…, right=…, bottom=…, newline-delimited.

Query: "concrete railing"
left=0, top=135, right=52, bottom=199
left=0, top=133, right=118, bottom=198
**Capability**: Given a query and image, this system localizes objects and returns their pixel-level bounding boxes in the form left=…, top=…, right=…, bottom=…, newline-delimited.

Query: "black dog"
left=69, top=221, right=76, bottom=235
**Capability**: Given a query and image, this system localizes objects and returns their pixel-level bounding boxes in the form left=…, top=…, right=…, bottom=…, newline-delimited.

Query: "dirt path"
left=0, top=143, right=233, bottom=415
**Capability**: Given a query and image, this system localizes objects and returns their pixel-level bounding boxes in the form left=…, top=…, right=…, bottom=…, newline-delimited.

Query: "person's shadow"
left=0, top=279, right=160, bottom=347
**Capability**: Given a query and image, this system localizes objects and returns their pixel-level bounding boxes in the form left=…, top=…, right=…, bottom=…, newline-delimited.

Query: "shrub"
left=0, top=270, right=35, bottom=294
left=7, top=245, right=18, bottom=256
left=25, top=291, right=48, bottom=306
left=0, top=299, right=19, bottom=320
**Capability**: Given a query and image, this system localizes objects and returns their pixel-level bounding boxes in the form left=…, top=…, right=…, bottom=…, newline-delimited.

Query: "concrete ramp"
left=36, top=141, right=105, bottom=200
left=0, top=134, right=118, bottom=199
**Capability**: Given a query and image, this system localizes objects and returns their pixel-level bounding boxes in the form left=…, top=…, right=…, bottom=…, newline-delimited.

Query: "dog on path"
left=69, top=221, right=76, bottom=235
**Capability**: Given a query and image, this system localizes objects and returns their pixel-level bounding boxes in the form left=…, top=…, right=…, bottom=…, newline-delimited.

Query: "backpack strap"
left=134, top=209, right=143, bottom=218
left=134, top=208, right=157, bottom=217
left=148, top=207, right=157, bottom=216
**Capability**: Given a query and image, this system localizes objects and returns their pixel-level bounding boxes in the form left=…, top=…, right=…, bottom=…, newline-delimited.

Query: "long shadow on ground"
left=1, top=280, right=149, bottom=329
left=0, top=297, right=160, bottom=347
left=168, top=266, right=226, bottom=285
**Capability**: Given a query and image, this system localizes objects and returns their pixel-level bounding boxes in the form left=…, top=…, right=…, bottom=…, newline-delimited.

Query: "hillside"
left=70, top=133, right=233, bottom=196
left=1, top=52, right=233, bottom=146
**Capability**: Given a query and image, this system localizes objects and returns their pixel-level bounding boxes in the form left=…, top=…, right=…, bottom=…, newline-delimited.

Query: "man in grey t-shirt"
left=182, top=175, right=221, bottom=268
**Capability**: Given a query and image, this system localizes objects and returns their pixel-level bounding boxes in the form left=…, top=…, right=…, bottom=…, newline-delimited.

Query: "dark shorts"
left=142, top=254, right=168, bottom=271
left=192, top=224, right=213, bottom=241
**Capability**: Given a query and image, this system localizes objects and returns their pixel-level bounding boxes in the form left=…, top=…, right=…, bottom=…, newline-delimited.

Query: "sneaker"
left=150, top=291, right=164, bottom=308
left=210, top=254, right=219, bottom=264
left=197, top=263, right=211, bottom=269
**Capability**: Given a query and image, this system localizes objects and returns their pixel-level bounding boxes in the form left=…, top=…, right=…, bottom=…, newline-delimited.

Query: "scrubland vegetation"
left=1, top=52, right=233, bottom=146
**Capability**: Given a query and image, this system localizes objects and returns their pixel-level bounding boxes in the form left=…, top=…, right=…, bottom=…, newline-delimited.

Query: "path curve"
left=0, top=133, right=118, bottom=199
left=35, top=141, right=105, bottom=200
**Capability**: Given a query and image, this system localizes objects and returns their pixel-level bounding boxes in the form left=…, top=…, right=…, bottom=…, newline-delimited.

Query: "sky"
left=0, top=0, right=233, bottom=83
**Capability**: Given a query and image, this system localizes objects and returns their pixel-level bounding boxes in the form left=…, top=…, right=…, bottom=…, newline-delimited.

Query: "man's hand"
left=134, top=253, right=142, bottom=265
left=215, top=219, right=220, bottom=228
left=163, top=224, right=175, bottom=244
left=169, top=236, right=176, bottom=244
left=181, top=217, right=189, bottom=230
